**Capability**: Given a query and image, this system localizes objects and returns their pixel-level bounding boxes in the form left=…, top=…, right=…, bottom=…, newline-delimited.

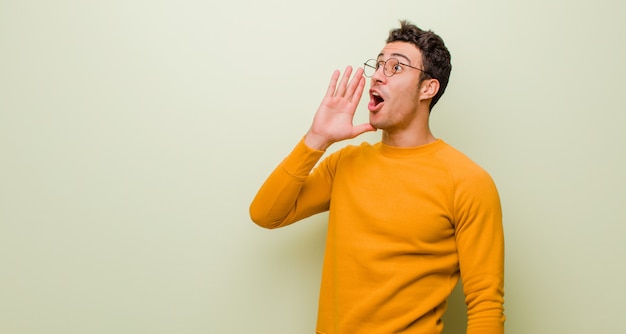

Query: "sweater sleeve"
left=249, top=138, right=333, bottom=229
left=453, top=169, right=506, bottom=334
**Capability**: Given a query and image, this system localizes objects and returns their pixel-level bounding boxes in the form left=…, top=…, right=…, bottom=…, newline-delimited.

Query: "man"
left=250, top=20, right=505, bottom=334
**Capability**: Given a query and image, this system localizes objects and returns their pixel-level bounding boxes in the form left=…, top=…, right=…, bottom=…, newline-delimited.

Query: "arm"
left=248, top=139, right=329, bottom=228
left=454, top=171, right=506, bottom=334
left=249, top=66, right=376, bottom=228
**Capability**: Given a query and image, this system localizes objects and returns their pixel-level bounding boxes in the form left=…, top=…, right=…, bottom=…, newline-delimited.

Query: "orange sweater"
left=250, top=139, right=505, bottom=334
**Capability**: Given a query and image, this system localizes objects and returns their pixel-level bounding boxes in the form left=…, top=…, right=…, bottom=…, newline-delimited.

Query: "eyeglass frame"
left=363, top=58, right=431, bottom=78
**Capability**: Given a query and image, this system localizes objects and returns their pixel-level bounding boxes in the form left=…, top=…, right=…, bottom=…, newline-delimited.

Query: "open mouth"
left=369, top=90, right=385, bottom=111
left=373, top=93, right=384, bottom=105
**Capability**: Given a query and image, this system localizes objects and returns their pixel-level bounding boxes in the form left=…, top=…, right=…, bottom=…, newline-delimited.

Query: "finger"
left=345, top=67, right=362, bottom=95
left=325, top=70, right=341, bottom=98
left=334, top=66, right=353, bottom=97
left=348, top=70, right=366, bottom=103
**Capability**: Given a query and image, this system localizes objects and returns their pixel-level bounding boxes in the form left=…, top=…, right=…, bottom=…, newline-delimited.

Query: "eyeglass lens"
left=364, top=58, right=401, bottom=77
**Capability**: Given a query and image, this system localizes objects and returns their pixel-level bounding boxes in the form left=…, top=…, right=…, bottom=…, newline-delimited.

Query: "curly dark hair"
left=386, top=20, right=452, bottom=111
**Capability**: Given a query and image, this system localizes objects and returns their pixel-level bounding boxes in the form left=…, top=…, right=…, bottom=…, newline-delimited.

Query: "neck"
left=380, top=108, right=436, bottom=147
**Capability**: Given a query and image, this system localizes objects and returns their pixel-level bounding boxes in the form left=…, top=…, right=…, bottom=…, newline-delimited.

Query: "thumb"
left=351, top=123, right=377, bottom=137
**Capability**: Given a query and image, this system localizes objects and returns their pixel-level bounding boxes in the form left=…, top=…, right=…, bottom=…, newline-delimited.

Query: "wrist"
left=304, top=131, right=332, bottom=151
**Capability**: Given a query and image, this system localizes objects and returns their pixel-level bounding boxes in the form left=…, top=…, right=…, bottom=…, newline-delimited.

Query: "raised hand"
left=304, top=66, right=377, bottom=151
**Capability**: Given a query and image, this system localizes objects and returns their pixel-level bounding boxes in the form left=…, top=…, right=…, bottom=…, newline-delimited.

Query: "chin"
left=369, top=113, right=386, bottom=130
left=369, top=120, right=386, bottom=131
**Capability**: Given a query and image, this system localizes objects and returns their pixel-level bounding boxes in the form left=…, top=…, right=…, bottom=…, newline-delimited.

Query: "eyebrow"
left=377, top=52, right=413, bottom=65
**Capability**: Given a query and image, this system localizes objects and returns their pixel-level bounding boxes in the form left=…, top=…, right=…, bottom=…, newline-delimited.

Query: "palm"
left=307, top=66, right=376, bottom=149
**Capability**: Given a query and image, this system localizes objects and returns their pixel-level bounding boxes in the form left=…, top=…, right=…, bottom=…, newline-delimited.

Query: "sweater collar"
left=377, top=139, right=445, bottom=158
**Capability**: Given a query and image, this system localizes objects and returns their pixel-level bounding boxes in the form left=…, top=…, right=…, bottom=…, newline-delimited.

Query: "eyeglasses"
left=363, top=58, right=430, bottom=78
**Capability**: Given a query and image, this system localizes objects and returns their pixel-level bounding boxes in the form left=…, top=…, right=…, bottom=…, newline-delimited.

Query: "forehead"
left=378, top=41, right=423, bottom=65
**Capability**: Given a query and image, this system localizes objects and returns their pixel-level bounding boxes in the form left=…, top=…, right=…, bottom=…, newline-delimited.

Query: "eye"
left=393, top=63, right=403, bottom=72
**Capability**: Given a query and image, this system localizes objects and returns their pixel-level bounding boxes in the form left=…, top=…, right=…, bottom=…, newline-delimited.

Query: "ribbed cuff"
left=280, top=137, right=325, bottom=178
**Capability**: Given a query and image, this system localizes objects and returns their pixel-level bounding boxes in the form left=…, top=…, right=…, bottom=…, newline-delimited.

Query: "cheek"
left=395, top=86, right=420, bottom=105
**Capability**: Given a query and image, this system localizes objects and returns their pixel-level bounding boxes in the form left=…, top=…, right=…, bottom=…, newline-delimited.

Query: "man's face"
left=367, top=41, right=425, bottom=132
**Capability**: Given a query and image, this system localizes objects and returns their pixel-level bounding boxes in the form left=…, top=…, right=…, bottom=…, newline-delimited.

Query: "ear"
left=419, top=79, right=440, bottom=102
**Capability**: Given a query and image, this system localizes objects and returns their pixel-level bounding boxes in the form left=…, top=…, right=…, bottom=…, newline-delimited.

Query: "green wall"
left=1, top=0, right=625, bottom=332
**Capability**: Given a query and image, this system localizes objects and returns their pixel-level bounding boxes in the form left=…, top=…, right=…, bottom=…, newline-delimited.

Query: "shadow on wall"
left=442, top=281, right=467, bottom=333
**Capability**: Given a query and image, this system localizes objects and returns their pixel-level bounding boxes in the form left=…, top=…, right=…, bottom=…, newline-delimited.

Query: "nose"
left=371, top=65, right=386, bottom=84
